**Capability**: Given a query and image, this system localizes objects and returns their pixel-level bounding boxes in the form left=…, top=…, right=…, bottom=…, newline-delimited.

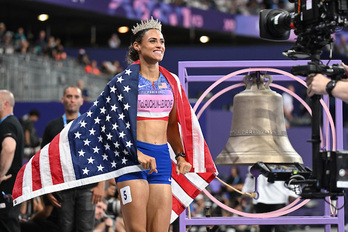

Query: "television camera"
left=260, top=0, right=348, bottom=59
left=256, top=0, right=348, bottom=199
left=260, top=0, right=348, bottom=78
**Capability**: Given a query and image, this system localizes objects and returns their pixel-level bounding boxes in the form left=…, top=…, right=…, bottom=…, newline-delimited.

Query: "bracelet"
left=175, top=152, right=186, bottom=160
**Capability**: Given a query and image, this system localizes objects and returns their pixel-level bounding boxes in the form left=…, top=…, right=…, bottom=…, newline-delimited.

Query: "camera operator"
left=306, top=63, right=348, bottom=103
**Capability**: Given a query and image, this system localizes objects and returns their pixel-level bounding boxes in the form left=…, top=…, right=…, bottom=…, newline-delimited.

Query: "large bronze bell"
left=215, top=73, right=303, bottom=165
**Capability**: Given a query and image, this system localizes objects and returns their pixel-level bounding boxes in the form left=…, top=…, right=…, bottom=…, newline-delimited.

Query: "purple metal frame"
left=178, top=60, right=345, bottom=232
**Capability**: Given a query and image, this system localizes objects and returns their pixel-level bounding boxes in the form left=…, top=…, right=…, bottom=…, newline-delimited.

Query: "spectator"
left=34, top=30, right=47, bottom=55
left=46, top=36, right=56, bottom=58
left=100, top=61, right=117, bottom=75
left=221, top=167, right=244, bottom=208
left=13, top=27, right=29, bottom=54
left=173, top=0, right=187, bottom=7
left=247, top=0, right=261, bottom=15
left=0, top=89, right=25, bottom=232
left=77, top=79, right=91, bottom=102
left=53, top=44, right=67, bottom=61
left=335, top=35, right=348, bottom=56
left=0, top=22, right=6, bottom=44
left=189, top=194, right=207, bottom=232
left=191, top=194, right=206, bottom=217
left=112, top=60, right=124, bottom=75
left=20, top=109, right=41, bottom=159
left=77, top=48, right=90, bottom=66
left=52, top=38, right=67, bottom=61
left=100, top=60, right=124, bottom=78
left=85, top=60, right=101, bottom=75
left=108, top=33, right=121, bottom=48
left=1, top=31, right=15, bottom=54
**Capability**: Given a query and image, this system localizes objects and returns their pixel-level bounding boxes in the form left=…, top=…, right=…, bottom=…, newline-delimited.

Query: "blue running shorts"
left=115, top=140, right=172, bottom=185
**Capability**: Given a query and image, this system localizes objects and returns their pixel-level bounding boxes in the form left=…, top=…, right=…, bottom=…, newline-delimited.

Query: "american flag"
left=13, top=61, right=217, bottom=223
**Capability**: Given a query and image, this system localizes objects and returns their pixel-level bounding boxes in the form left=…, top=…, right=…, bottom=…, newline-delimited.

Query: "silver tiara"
left=131, top=17, right=162, bottom=35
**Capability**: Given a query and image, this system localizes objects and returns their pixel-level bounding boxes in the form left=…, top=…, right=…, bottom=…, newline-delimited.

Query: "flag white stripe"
left=171, top=178, right=194, bottom=207
left=170, top=211, right=179, bottom=224
left=190, top=109, right=206, bottom=172
left=40, top=145, right=53, bottom=188
left=169, top=174, right=210, bottom=223
left=21, top=159, right=33, bottom=197
left=59, top=123, right=76, bottom=182
left=137, top=111, right=170, bottom=118
left=185, top=173, right=209, bottom=191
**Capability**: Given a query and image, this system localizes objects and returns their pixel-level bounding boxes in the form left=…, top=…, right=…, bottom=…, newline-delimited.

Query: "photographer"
left=103, top=179, right=125, bottom=232
left=94, top=199, right=115, bottom=232
left=20, top=194, right=60, bottom=232
left=306, top=63, right=348, bottom=103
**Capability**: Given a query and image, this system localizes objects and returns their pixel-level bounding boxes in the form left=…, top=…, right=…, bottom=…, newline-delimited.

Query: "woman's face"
left=134, top=29, right=165, bottom=64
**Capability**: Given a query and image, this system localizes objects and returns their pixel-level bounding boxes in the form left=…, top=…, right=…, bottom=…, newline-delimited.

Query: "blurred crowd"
left=0, top=22, right=125, bottom=82
left=0, top=22, right=67, bottom=60
left=159, top=0, right=295, bottom=16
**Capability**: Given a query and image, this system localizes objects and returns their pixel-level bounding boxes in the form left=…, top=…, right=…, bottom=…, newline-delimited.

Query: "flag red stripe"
left=203, top=142, right=215, bottom=171
left=171, top=163, right=203, bottom=199
left=31, top=151, right=42, bottom=191
left=12, top=162, right=27, bottom=199
left=198, top=172, right=216, bottom=183
left=172, top=195, right=186, bottom=215
left=48, top=134, right=65, bottom=185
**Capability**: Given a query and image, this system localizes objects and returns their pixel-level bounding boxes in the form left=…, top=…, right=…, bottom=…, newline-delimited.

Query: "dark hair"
left=29, top=109, right=40, bottom=118
left=127, top=29, right=147, bottom=64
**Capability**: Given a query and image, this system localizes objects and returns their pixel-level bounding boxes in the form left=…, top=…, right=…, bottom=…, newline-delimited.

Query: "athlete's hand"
left=137, top=150, right=158, bottom=174
left=176, top=157, right=192, bottom=175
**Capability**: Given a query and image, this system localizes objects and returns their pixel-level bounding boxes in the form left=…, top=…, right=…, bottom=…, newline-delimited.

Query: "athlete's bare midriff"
left=137, top=120, right=168, bottom=145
